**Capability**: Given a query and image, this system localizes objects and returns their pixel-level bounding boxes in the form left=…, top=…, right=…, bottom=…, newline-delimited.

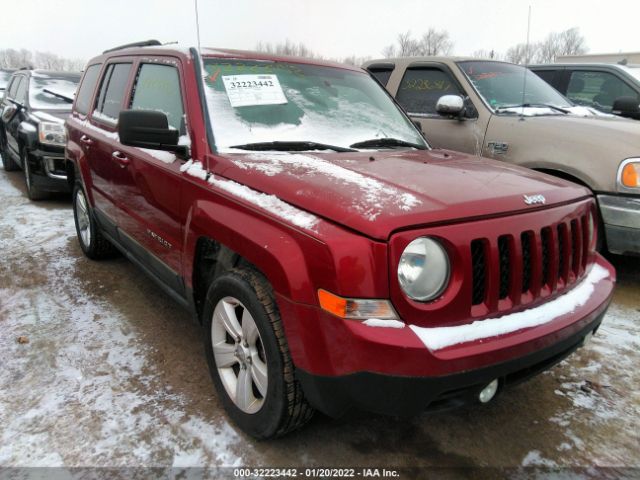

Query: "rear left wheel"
left=73, top=184, right=117, bottom=259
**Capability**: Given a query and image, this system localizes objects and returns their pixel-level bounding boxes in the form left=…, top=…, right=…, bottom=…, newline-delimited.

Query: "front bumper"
left=27, top=147, right=69, bottom=193
left=278, top=256, right=615, bottom=417
left=598, top=194, right=640, bottom=255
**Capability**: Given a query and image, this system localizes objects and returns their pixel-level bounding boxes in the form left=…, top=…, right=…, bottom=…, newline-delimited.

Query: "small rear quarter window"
left=367, top=64, right=395, bottom=87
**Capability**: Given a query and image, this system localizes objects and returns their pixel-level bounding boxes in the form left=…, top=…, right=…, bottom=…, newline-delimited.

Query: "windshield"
left=458, top=61, right=572, bottom=112
left=623, top=66, right=640, bottom=83
left=0, top=71, right=12, bottom=91
left=202, top=59, right=427, bottom=152
left=29, top=73, right=80, bottom=110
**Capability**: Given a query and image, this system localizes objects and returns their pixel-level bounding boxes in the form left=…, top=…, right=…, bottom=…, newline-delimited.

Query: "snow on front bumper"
left=409, top=262, right=610, bottom=351
left=278, top=255, right=615, bottom=378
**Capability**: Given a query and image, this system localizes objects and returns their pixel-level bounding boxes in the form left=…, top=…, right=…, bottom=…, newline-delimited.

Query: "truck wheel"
left=72, top=183, right=117, bottom=259
left=22, top=148, right=47, bottom=200
left=1, top=139, right=19, bottom=171
left=203, top=268, right=314, bottom=438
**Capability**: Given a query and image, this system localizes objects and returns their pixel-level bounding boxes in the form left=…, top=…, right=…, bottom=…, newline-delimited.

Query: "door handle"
left=112, top=150, right=130, bottom=168
left=80, top=135, right=94, bottom=146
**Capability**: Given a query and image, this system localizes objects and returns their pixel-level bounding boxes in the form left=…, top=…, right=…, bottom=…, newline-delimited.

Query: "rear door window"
left=367, top=64, right=395, bottom=87
left=567, top=70, right=638, bottom=113
left=75, top=64, right=102, bottom=115
left=93, top=63, right=132, bottom=122
left=130, top=63, right=184, bottom=132
left=532, top=69, right=559, bottom=89
left=396, top=67, right=465, bottom=116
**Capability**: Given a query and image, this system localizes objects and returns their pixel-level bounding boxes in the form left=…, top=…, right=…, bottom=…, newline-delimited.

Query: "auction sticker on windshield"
left=222, top=74, right=288, bottom=107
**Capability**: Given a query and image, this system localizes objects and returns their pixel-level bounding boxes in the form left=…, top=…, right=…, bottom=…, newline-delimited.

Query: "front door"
left=387, top=63, right=488, bottom=155
left=112, top=59, right=188, bottom=296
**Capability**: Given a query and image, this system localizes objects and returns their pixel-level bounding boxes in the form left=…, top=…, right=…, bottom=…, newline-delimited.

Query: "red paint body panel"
left=65, top=46, right=615, bottom=391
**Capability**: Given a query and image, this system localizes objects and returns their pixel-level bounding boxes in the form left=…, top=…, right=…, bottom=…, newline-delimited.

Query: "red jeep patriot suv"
left=65, top=40, right=615, bottom=438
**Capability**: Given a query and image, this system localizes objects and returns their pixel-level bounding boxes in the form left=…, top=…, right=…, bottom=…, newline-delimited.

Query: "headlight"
left=38, top=122, right=66, bottom=146
left=617, top=158, right=640, bottom=192
left=398, top=237, right=450, bottom=302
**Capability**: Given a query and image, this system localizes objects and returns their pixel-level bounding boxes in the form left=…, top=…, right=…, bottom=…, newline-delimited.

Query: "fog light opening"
left=479, top=379, right=499, bottom=403
left=581, top=330, right=595, bottom=347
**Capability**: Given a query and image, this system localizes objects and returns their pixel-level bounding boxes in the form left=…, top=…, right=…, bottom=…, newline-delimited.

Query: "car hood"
left=213, top=149, right=590, bottom=239
left=519, top=113, right=640, bottom=149
left=30, top=109, right=71, bottom=123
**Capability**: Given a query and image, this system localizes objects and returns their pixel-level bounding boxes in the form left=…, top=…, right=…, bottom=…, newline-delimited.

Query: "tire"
left=72, top=183, right=117, bottom=259
left=203, top=268, right=314, bottom=438
left=22, top=148, right=47, bottom=200
left=1, top=137, right=19, bottom=171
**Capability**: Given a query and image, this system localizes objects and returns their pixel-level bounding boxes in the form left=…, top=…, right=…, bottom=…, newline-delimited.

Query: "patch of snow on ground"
left=0, top=170, right=247, bottom=467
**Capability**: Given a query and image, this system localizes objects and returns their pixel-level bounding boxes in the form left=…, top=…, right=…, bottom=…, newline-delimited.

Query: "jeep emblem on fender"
left=523, top=194, right=546, bottom=205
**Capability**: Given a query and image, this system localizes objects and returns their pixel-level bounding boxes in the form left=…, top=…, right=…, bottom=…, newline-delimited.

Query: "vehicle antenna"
left=520, top=5, right=532, bottom=121
left=194, top=0, right=202, bottom=54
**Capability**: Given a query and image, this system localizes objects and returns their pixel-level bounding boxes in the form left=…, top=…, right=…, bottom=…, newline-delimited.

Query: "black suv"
left=0, top=69, right=80, bottom=199
left=531, top=63, right=640, bottom=120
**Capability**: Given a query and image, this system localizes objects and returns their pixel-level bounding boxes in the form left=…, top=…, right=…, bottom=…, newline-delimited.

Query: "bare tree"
left=396, top=31, right=421, bottom=57
left=0, top=48, right=83, bottom=70
left=517, top=27, right=588, bottom=64
left=558, top=27, right=587, bottom=57
left=505, top=42, right=540, bottom=65
left=419, top=28, right=453, bottom=56
left=471, top=49, right=501, bottom=60
left=381, top=44, right=396, bottom=58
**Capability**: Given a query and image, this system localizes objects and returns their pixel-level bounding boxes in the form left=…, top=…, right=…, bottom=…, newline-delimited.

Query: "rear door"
left=389, top=63, right=487, bottom=155
left=111, top=58, right=188, bottom=295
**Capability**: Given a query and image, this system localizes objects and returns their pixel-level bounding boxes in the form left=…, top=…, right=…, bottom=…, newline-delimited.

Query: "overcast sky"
left=1, top=0, right=639, bottom=62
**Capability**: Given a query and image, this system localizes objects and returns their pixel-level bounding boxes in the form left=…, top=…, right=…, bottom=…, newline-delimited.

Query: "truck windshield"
left=458, top=61, right=572, bottom=113
left=29, top=73, right=80, bottom=110
left=202, top=59, right=427, bottom=153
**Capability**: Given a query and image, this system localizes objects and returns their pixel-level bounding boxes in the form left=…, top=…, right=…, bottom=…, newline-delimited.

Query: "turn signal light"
left=621, top=162, right=640, bottom=188
left=317, top=289, right=398, bottom=320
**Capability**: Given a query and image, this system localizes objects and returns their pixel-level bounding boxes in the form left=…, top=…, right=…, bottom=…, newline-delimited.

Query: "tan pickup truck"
left=364, top=57, right=640, bottom=256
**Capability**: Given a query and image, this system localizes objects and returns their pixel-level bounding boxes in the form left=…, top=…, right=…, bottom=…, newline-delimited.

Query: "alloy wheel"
left=75, top=189, right=92, bottom=248
left=211, top=296, right=268, bottom=414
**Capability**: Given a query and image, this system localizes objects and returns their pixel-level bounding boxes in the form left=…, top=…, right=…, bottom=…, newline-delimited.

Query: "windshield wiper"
left=349, top=137, right=427, bottom=150
left=496, top=103, right=570, bottom=114
left=42, top=89, right=74, bottom=103
left=229, top=141, right=357, bottom=153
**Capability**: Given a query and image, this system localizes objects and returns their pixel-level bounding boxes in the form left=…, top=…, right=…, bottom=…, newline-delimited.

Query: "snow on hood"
left=496, top=105, right=612, bottom=117
left=212, top=150, right=590, bottom=240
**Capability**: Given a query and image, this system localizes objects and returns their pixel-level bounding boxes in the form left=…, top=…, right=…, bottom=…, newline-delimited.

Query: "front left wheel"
left=22, top=149, right=47, bottom=200
left=203, top=268, right=314, bottom=438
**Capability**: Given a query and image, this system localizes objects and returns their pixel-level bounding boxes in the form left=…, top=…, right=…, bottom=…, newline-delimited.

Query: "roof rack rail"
left=103, top=39, right=162, bottom=54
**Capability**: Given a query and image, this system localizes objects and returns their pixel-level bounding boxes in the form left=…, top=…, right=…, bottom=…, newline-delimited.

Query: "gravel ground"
left=0, top=165, right=638, bottom=478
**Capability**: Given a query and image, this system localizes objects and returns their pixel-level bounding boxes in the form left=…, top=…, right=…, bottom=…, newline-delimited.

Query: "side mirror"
left=436, top=95, right=465, bottom=119
left=1, top=103, right=19, bottom=124
left=612, top=96, right=640, bottom=120
left=412, top=119, right=425, bottom=134
left=118, top=110, right=186, bottom=154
